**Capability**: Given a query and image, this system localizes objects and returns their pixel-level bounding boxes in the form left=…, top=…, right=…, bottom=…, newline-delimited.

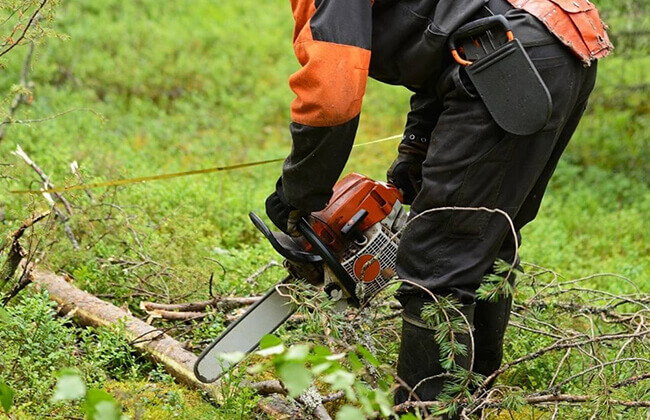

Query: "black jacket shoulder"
left=370, top=0, right=488, bottom=91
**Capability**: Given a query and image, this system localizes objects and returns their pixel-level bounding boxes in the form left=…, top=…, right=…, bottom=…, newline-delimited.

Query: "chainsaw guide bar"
left=194, top=279, right=297, bottom=383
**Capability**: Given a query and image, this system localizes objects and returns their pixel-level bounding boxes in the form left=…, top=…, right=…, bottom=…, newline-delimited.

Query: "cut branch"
left=29, top=266, right=223, bottom=399
left=141, top=296, right=261, bottom=313
left=248, top=381, right=333, bottom=420
left=396, top=394, right=650, bottom=414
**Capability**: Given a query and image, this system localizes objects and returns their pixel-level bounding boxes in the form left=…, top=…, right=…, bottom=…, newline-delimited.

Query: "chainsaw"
left=194, top=173, right=406, bottom=383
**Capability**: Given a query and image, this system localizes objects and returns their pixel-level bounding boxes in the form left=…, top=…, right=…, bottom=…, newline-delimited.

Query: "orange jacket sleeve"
left=282, top=0, right=373, bottom=212
left=289, top=0, right=372, bottom=127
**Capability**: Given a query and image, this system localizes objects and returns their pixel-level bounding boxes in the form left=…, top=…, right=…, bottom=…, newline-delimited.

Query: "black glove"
left=265, top=178, right=307, bottom=237
left=387, top=134, right=429, bottom=205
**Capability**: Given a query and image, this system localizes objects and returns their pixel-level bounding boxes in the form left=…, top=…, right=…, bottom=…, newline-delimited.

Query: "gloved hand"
left=265, top=178, right=307, bottom=237
left=387, top=134, right=429, bottom=205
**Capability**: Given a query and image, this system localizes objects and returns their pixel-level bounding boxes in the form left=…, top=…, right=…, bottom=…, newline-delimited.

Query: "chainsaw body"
left=194, top=173, right=405, bottom=383
left=255, top=173, right=406, bottom=305
left=309, top=173, right=406, bottom=303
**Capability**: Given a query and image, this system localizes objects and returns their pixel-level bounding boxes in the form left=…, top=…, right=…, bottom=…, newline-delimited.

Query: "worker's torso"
left=368, top=0, right=612, bottom=91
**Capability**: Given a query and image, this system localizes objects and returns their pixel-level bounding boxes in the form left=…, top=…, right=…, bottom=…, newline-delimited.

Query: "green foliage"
left=0, top=0, right=647, bottom=418
left=49, top=369, right=129, bottom=420
left=421, top=298, right=471, bottom=371
left=79, top=322, right=153, bottom=381
left=476, top=260, right=518, bottom=303
left=0, top=380, right=14, bottom=415
left=254, top=334, right=395, bottom=418
left=83, top=389, right=128, bottom=420
left=336, top=405, right=365, bottom=420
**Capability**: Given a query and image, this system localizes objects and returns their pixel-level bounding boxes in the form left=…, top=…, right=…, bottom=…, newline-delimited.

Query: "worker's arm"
left=403, top=92, right=444, bottom=145
left=387, top=92, right=443, bottom=204
left=280, top=0, right=373, bottom=212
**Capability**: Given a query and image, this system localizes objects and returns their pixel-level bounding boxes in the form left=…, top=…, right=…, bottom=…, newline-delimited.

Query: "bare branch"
left=0, top=0, right=48, bottom=59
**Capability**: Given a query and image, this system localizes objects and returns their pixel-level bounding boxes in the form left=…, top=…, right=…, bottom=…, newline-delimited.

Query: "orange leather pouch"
left=508, top=0, right=613, bottom=65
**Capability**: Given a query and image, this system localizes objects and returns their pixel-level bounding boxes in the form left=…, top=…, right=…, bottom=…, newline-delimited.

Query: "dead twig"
left=397, top=394, right=650, bottom=414
left=141, top=296, right=261, bottom=313
left=0, top=0, right=48, bottom=59
left=0, top=41, right=36, bottom=141
left=70, top=161, right=93, bottom=202
left=245, top=260, right=281, bottom=285
left=12, top=145, right=79, bottom=250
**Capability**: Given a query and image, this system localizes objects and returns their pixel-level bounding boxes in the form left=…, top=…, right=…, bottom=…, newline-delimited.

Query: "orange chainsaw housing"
left=307, top=173, right=403, bottom=254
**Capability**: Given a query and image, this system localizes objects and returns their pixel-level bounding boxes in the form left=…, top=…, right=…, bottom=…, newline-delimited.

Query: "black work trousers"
left=395, top=35, right=598, bottom=376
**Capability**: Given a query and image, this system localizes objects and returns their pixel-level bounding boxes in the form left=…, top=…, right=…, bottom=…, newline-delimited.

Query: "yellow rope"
left=10, top=134, right=402, bottom=195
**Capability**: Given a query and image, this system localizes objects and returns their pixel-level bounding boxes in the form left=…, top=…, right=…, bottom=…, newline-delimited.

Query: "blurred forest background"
left=0, top=0, right=648, bottom=419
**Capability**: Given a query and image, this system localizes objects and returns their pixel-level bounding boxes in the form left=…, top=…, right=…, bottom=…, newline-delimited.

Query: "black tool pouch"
left=449, top=16, right=552, bottom=136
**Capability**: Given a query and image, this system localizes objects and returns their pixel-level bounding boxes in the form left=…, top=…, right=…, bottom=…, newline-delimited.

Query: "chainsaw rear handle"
left=297, top=218, right=361, bottom=307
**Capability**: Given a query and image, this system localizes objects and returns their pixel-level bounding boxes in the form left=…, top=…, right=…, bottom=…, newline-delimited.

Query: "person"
left=265, top=0, right=612, bottom=411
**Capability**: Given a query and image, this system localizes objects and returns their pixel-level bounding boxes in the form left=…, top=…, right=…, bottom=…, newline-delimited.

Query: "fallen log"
left=29, top=267, right=222, bottom=399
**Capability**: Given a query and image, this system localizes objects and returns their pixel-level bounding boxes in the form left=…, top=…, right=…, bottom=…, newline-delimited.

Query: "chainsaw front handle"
left=297, top=218, right=361, bottom=307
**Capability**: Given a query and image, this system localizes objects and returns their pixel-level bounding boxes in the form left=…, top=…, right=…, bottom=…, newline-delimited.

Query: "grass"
left=0, top=0, right=648, bottom=418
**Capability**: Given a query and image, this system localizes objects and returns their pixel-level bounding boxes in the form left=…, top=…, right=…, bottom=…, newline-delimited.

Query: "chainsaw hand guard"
left=249, top=212, right=321, bottom=264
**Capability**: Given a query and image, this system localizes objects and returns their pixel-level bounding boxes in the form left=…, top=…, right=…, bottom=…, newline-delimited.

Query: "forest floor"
left=0, top=1, right=648, bottom=419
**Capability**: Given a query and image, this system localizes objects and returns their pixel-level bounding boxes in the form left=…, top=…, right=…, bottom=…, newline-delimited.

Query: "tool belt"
left=449, top=15, right=553, bottom=135
left=506, top=0, right=613, bottom=65
left=446, top=0, right=611, bottom=135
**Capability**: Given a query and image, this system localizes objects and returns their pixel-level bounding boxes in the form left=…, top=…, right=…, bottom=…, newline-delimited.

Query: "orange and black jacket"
left=280, top=0, right=611, bottom=212
left=281, top=0, right=490, bottom=212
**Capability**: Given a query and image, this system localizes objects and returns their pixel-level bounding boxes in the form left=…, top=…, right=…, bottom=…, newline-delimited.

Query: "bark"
left=29, top=267, right=222, bottom=400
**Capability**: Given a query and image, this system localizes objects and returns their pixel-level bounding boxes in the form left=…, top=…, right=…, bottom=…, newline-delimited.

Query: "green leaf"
left=0, top=381, right=14, bottom=415
left=257, top=335, right=285, bottom=356
left=313, top=345, right=332, bottom=357
left=373, top=388, right=393, bottom=417
left=0, top=307, right=11, bottom=324
left=259, top=334, right=282, bottom=349
left=348, top=352, right=364, bottom=372
left=336, top=405, right=365, bottom=420
left=217, top=351, right=245, bottom=365
left=311, top=362, right=333, bottom=375
left=277, top=362, right=312, bottom=397
left=93, top=400, right=124, bottom=420
left=52, top=370, right=87, bottom=402
left=285, top=344, right=310, bottom=361
left=356, top=345, right=379, bottom=367
left=400, top=414, right=419, bottom=420
left=323, top=369, right=356, bottom=391
left=83, top=388, right=118, bottom=420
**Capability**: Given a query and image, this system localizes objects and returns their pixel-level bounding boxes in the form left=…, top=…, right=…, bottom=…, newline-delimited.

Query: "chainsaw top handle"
left=297, top=218, right=361, bottom=307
